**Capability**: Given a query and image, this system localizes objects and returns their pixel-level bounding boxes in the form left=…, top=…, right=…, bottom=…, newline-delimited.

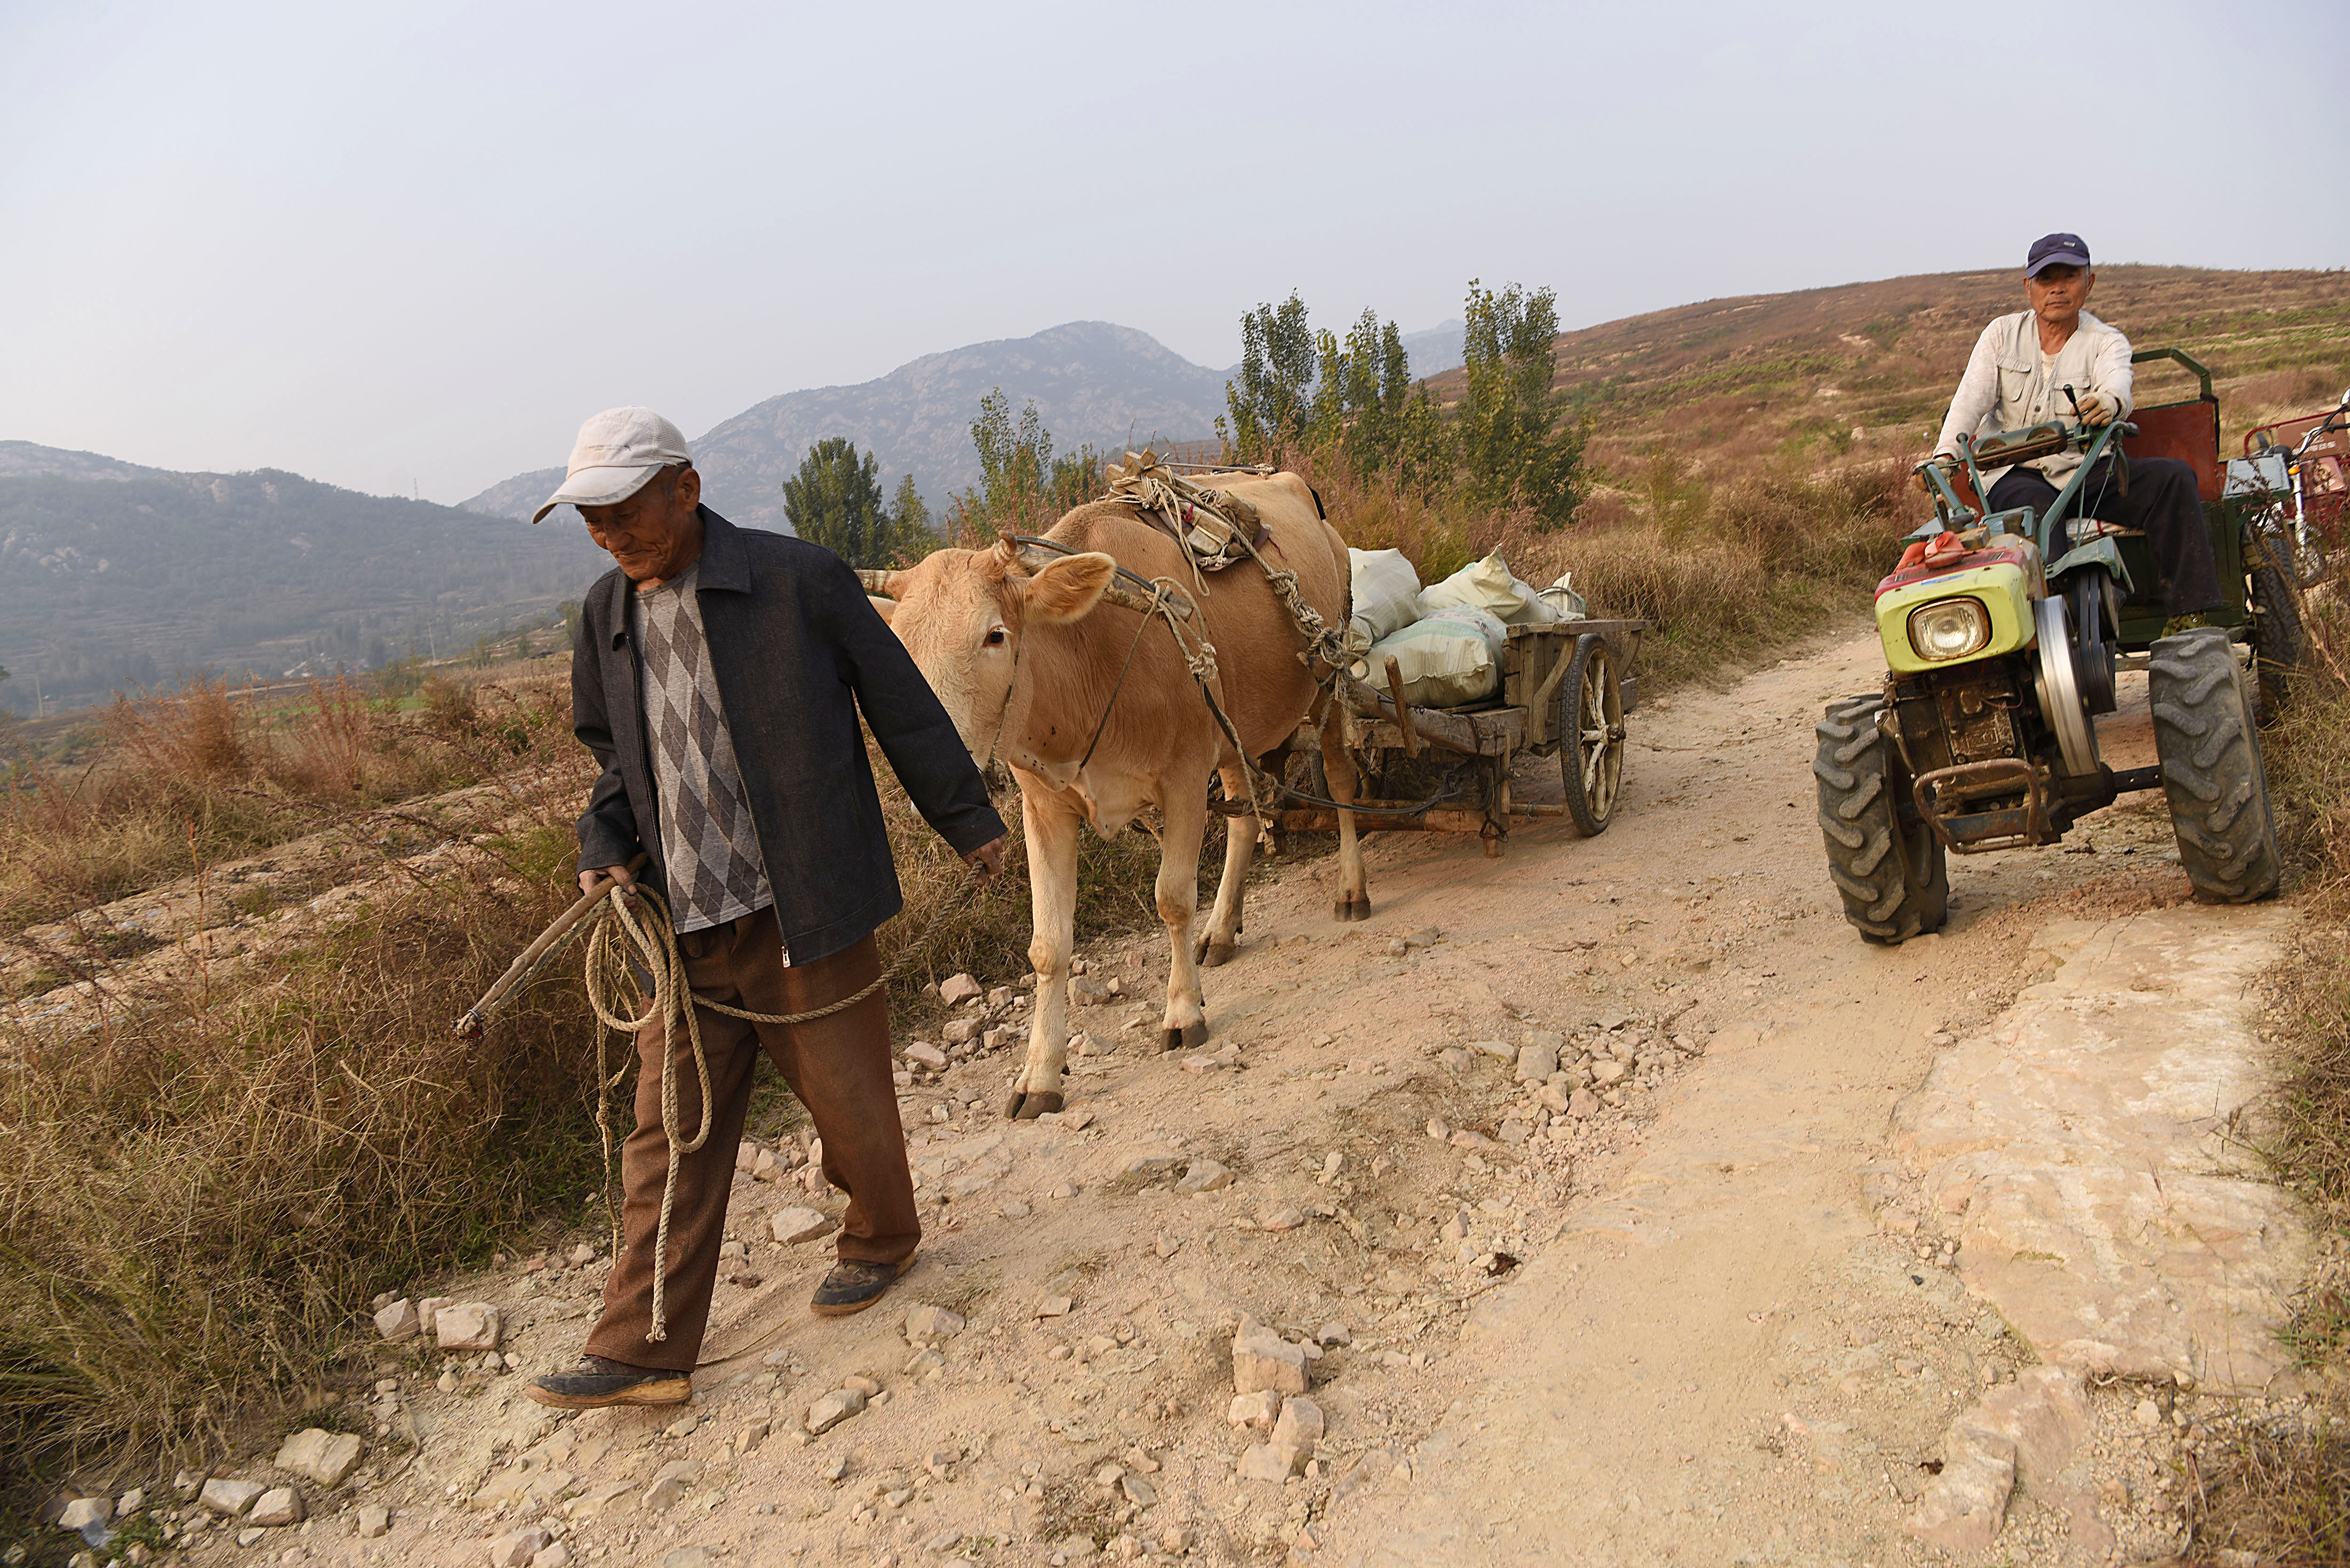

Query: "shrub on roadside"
left=2188, top=622, right=2350, bottom=1558
left=0, top=699, right=600, bottom=1481
left=1, top=676, right=493, bottom=933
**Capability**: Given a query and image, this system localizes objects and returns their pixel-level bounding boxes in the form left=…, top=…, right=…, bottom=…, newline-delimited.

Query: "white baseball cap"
left=531, top=406, right=692, bottom=523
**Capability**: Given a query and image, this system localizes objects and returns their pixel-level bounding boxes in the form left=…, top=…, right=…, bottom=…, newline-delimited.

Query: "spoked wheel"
left=1558, top=633, right=1625, bottom=836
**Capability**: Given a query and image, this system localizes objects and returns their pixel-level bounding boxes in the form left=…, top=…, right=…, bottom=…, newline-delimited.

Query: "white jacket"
left=1933, top=309, right=2135, bottom=485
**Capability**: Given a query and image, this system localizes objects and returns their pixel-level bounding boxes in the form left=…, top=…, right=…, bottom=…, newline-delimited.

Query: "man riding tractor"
left=1815, top=233, right=2286, bottom=942
left=1926, top=232, right=2224, bottom=637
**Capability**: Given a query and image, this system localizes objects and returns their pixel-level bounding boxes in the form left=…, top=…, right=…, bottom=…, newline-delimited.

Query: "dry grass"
left=1504, top=458, right=1923, bottom=687
left=0, top=684, right=600, bottom=1485
left=2188, top=1414, right=2350, bottom=1566
left=0, top=667, right=1136, bottom=1499
left=2186, top=596, right=2350, bottom=1562
left=0, top=676, right=481, bottom=933
left=1292, top=443, right=1923, bottom=692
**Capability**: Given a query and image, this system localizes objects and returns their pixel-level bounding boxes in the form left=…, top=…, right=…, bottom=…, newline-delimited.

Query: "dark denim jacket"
left=571, top=507, right=1003, bottom=966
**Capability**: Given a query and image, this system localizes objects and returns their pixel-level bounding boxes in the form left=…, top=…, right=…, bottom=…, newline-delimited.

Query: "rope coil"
left=577, top=871, right=990, bottom=1342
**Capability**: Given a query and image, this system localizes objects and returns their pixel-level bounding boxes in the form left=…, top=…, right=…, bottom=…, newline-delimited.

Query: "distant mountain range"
left=0, top=313, right=1465, bottom=715
left=0, top=442, right=603, bottom=711
left=464, top=318, right=1470, bottom=531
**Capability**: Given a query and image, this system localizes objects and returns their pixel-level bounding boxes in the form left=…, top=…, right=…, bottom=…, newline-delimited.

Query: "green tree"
left=1457, top=280, right=1585, bottom=528
left=1226, top=296, right=1439, bottom=484
left=1316, top=308, right=1425, bottom=480
left=1391, top=381, right=1455, bottom=499
left=948, top=390, right=1100, bottom=536
left=964, top=388, right=1048, bottom=526
left=1219, top=292, right=1318, bottom=461
left=889, top=472, right=936, bottom=556
left=781, top=437, right=906, bottom=565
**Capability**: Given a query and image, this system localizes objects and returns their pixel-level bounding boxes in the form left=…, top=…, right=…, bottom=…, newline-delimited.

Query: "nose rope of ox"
left=455, top=855, right=997, bottom=1346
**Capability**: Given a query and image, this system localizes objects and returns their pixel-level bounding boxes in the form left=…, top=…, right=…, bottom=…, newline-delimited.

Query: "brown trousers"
left=585, top=908, right=918, bottom=1370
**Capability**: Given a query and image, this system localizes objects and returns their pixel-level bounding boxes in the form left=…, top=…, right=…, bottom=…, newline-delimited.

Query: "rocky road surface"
left=102, top=631, right=2322, bottom=1568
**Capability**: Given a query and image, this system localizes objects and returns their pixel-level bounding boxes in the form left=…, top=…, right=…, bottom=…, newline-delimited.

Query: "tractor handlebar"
left=1914, top=414, right=2135, bottom=545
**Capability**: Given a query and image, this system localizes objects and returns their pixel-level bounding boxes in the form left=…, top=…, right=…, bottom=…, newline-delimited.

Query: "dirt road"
left=160, top=629, right=2308, bottom=1568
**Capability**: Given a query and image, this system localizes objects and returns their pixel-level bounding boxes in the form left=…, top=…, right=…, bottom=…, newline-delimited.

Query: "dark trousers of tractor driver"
left=583, top=909, right=919, bottom=1372
left=1986, top=455, right=2222, bottom=616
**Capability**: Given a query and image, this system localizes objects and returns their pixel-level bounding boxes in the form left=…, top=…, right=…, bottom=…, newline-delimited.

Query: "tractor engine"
left=1886, top=666, right=2027, bottom=776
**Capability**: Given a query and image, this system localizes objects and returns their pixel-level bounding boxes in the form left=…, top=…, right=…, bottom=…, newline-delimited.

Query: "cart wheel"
left=1558, top=633, right=1624, bottom=836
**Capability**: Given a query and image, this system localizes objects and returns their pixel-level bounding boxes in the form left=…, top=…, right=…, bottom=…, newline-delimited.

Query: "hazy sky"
left=5, top=0, right=2343, bottom=504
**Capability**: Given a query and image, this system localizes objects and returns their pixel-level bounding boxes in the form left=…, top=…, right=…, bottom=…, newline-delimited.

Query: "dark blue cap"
left=2026, top=233, right=2091, bottom=278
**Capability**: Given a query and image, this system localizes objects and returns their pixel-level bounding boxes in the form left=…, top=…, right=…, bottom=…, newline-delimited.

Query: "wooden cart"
left=1262, top=619, right=1647, bottom=857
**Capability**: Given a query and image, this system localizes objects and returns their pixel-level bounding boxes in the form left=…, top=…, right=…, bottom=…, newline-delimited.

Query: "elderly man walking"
left=1929, top=232, right=2223, bottom=631
left=524, top=408, right=1004, bottom=1410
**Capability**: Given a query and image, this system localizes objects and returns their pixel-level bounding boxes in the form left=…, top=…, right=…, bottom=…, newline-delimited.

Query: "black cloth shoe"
left=810, top=1256, right=915, bottom=1317
left=523, top=1354, right=692, bottom=1409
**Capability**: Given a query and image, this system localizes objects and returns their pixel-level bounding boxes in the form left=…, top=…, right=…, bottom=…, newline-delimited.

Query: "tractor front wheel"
left=2148, top=627, right=2281, bottom=903
left=1815, top=694, right=1949, bottom=943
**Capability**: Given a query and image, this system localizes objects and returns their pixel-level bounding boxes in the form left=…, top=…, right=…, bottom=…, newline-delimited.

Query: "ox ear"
left=1021, top=552, right=1116, bottom=625
left=866, top=595, right=896, bottom=624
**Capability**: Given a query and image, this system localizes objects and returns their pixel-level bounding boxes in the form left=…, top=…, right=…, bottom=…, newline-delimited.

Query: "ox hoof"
left=1161, top=1022, right=1206, bottom=1052
left=1005, top=1089, right=1063, bottom=1121
left=1332, top=894, right=1372, bottom=922
left=1195, top=939, right=1237, bottom=968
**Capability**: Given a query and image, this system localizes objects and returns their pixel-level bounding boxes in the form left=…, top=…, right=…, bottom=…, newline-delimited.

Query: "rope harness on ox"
left=990, top=457, right=1453, bottom=824
left=1086, top=453, right=1363, bottom=826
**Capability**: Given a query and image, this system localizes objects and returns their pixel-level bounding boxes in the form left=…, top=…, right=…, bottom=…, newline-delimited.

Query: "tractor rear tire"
left=2148, top=627, right=2281, bottom=903
left=1815, top=694, right=1949, bottom=943
left=2248, top=555, right=2303, bottom=718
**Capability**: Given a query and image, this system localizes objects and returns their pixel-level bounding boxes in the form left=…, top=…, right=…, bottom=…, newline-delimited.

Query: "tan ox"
left=867, top=473, right=1365, bottom=1117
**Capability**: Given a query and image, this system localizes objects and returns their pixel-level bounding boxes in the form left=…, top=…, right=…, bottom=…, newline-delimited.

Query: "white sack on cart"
left=1537, top=570, right=1588, bottom=622
left=1345, top=547, right=1423, bottom=658
left=1354, top=605, right=1509, bottom=709
left=1416, top=551, right=1548, bottom=624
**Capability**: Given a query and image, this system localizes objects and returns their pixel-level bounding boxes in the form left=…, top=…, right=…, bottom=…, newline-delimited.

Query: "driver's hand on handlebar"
left=1912, top=460, right=1950, bottom=496
left=2075, top=390, right=2119, bottom=428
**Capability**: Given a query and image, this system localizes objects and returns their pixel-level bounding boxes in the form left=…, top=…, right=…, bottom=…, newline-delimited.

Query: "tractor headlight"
left=1908, top=598, right=1991, bottom=662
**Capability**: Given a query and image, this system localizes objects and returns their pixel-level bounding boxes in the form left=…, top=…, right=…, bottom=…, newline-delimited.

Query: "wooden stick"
left=455, top=854, right=647, bottom=1039
left=1384, top=656, right=1420, bottom=758
left=1274, top=807, right=1496, bottom=837
left=1525, top=639, right=1580, bottom=749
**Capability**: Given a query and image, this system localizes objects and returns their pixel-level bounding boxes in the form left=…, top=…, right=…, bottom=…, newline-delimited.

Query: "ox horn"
left=856, top=568, right=900, bottom=597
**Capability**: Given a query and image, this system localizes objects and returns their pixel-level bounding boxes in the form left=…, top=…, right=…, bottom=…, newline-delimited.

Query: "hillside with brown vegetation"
left=1419, top=265, right=2350, bottom=489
